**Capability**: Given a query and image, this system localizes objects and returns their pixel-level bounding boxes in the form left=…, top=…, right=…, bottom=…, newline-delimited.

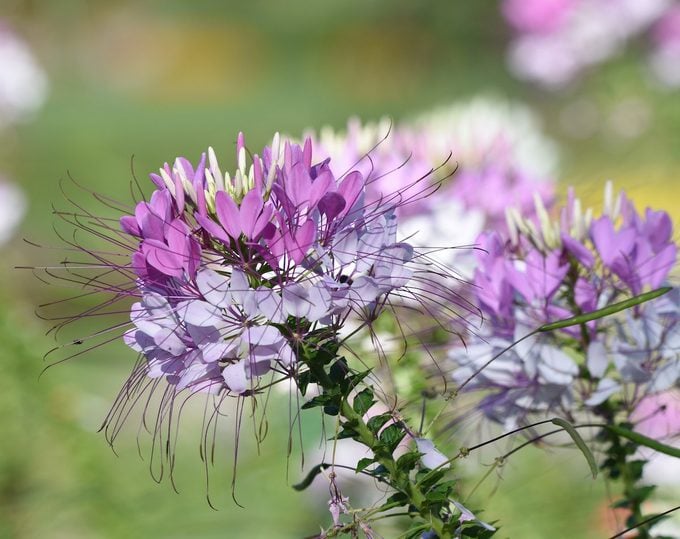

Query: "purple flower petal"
left=239, top=189, right=265, bottom=238
left=215, top=191, right=241, bottom=239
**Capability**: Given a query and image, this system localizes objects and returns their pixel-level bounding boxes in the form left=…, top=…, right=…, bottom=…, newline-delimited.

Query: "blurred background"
left=2, top=1, right=679, bottom=538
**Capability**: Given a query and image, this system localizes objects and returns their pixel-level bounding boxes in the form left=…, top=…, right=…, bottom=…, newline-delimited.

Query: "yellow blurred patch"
left=79, top=8, right=266, bottom=102
left=562, top=165, right=680, bottom=224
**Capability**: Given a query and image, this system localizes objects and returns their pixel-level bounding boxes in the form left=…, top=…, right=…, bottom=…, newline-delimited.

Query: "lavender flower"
left=501, top=0, right=674, bottom=88
left=309, top=99, right=558, bottom=272
left=117, top=133, right=417, bottom=401
left=451, top=182, right=679, bottom=428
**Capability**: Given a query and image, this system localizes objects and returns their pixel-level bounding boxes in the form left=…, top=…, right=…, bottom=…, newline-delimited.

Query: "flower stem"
left=338, top=398, right=450, bottom=538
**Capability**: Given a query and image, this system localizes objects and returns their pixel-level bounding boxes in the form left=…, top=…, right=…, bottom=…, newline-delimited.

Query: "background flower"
left=450, top=184, right=679, bottom=427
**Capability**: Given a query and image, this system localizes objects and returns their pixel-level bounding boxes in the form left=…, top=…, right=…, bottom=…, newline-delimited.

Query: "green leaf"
left=379, top=424, right=406, bottom=453
left=404, top=524, right=431, bottom=539
left=300, top=393, right=334, bottom=410
left=424, top=491, right=449, bottom=505
left=356, top=457, right=374, bottom=473
left=416, top=468, right=446, bottom=490
left=329, top=357, right=349, bottom=385
left=335, top=426, right=358, bottom=440
left=384, top=492, right=408, bottom=506
left=538, top=287, right=672, bottom=332
left=297, top=371, right=311, bottom=396
left=605, top=424, right=680, bottom=459
left=396, top=451, right=422, bottom=473
left=366, top=413, right=392, bottom=434
left=347, top=369, right=372, bottom=389
left=372, top=464, right=389, bottom=476
left=292, top=464, right=328, bottom=491
left=323, top=404, right=340, bottom=416
left=551, top=417, right=598, bottom=479
left=630, top=485, right=656, bottom=503
left=352, top=387, right=375, bottom=416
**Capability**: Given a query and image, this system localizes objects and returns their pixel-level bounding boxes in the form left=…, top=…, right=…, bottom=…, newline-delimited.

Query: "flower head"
left=309, top=99, right=557, bottom=273
left=451, top=182, right=679, bottom=428
left=118, top=133, right=416, bottom=399
left=501, top=0, right=673, bottom=88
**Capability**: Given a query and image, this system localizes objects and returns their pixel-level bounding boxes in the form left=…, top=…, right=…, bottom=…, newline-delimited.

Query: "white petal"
left=587, top=341, right=609, bottom=378
left=223, top=362, right=248, bottom=394
left=585, top=378, right=621, bottom=406
left=415, top=438, right=449, bottom=470
left=196, top=269, right=231, bottom=307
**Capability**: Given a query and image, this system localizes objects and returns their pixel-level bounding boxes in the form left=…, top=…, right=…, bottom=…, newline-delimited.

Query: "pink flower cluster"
left=308, top=100, right=558, bottom=270
left=120, top=133, right=414, bottom=395
left=502, top=0, right=680, bottom=88
left=451, top=184, right=679, bottom=428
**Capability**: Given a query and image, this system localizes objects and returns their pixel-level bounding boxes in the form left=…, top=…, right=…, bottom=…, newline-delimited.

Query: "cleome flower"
left=116, top=132, right=418, bottom=403
left=450, top=182, right=679, bottom=429
left=308, top=99, right=557, bottom=275
left=500, top=0, right=673, bottom=88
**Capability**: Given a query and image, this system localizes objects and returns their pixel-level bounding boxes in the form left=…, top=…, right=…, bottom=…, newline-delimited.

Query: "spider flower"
left=309, top=99, right=557, bottom=272
left=501, top=0, right=674, bottom=88
left=450, top=182, right=679, bottom=429
left=119, top=133, right=416, bottom=399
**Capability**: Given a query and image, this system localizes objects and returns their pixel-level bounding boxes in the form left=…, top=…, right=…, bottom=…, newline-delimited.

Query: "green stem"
left=602, top=425, right=650, bottom=538
left=619, top=451, right=649, bottom=538
left=339, top=399, right=450, bottom=538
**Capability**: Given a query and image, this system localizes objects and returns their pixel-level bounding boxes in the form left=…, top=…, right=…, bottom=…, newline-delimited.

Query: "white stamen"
left=159, top=169, right=176, bottom=195
left=238, top=147, right=246, bottom=176
left=208, top=146, right=224, bottom=191
left=174, top=159, right=196, bottom=203
left=233, top=170, right=243, bottom=200
left=572, top=198, right=583, bottom=239
left=505, top=208, right=519, bottom=245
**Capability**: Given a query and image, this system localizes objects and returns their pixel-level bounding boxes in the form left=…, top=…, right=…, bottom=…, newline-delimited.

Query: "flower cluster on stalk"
left=451, top=182, right=679, bottom=429
left=120, top=132, right=416, bottom=398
